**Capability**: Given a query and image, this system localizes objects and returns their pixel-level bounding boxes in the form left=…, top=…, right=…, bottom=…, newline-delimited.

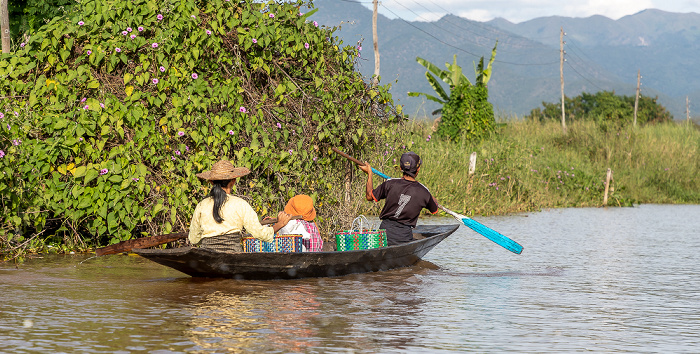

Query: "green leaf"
left=73, top=165, right=87, bottom=177
left=84, top=169, right=99, bottom=185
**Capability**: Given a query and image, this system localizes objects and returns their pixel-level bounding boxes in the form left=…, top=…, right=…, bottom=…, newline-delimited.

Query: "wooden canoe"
left=132, top=224, right=460, bottom=280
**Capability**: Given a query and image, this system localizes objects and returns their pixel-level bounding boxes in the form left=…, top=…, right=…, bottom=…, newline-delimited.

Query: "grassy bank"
left=355, top=119, right=700, bottom=217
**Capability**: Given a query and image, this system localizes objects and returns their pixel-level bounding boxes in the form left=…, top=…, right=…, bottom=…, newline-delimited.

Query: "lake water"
left=1, top=204, right=699, bottom=353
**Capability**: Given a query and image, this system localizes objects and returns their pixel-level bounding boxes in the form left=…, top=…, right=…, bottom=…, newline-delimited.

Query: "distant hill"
left=310, top=2, right=700, bottom=120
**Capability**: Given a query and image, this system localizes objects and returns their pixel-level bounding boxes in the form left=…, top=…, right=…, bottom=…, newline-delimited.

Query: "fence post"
left=603, top=168, right=613, bottom=205
left=468, top=152, right=477, bottom=176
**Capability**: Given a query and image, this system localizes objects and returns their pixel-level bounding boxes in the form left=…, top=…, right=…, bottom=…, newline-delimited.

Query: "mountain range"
left=309, top=0, right=700, bottom=120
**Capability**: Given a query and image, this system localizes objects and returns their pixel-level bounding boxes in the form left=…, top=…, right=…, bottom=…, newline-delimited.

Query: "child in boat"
left=277, top=194, right=323, bottom=252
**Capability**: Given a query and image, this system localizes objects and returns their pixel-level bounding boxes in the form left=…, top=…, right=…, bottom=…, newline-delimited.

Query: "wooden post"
left=686, top=96, right=690, bottom=122
left=603, top=168, right=613, bottom=206
left=371, top=0, right=380, bottom=87
left=633, top=70, right=640, bottom=127
left=468, top=152, right=477, bottom=176
left=560, top=27, right=566, bottom=134
left=1, top=0, right=10, bottom=54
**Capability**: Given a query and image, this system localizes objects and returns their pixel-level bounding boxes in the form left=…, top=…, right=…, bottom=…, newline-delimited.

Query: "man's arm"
left=359, top=163, right=374, bottom=201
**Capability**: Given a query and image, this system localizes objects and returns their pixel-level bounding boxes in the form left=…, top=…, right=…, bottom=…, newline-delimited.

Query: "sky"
left=360, top=0, right=700, bottom=23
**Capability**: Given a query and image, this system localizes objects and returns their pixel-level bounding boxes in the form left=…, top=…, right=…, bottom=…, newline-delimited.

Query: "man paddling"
left=359, top=152, right=439, bottom=246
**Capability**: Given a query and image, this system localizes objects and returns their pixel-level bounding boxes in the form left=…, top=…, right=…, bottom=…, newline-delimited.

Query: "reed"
left=383, top=119, right=700, bottom=216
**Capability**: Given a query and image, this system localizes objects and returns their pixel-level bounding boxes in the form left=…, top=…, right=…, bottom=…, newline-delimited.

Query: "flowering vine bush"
left=0, top=0, right=401, bottom=254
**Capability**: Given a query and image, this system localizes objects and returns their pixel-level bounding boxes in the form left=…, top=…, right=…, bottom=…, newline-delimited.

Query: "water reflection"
left=183, top=285, right=322, bottom=352
left=3, top=205, right=699, bottom=353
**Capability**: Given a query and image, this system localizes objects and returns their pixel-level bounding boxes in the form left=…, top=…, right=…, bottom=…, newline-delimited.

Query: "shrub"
left=0, top=0, right=401, bottom=255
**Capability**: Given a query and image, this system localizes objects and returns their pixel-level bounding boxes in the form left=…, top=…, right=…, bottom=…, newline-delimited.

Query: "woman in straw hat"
left=189, top=160, right=292, bottom=252
left=276, top=194, right=323, bottom=252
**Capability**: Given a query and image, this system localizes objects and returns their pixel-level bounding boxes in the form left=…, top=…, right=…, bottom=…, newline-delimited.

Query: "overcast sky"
left=362, top=0, right=700, bottom=23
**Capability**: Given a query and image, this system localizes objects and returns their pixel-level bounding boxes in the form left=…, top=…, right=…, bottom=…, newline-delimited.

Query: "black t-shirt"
left=371, top=178, right=439, bottom=227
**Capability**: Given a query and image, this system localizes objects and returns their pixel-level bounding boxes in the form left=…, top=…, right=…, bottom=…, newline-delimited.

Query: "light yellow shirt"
left=188, top=195, right=274, bottom=245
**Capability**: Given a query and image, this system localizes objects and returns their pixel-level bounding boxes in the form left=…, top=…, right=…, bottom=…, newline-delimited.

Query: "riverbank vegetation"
left=394, top=119, right=699, bottom=217
left=2, top=1, right=699, bottom=260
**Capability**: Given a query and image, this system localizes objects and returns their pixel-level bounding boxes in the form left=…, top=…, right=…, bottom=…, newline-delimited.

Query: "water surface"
left=1, top=204, right=699, bottom=353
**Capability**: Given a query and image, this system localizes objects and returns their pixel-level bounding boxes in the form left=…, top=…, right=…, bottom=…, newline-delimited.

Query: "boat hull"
left=133, top=224, right=459, bottom=280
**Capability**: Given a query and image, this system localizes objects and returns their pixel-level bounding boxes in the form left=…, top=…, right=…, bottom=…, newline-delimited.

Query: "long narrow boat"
left=133, top=224, right=459, bottom=280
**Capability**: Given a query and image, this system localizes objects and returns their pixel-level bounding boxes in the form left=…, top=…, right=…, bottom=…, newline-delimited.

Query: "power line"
left=388, top=0, right=554, bottom=52
left=565, top=60, right=605, bottom=91
left=379, top=4, right=558, bottom=66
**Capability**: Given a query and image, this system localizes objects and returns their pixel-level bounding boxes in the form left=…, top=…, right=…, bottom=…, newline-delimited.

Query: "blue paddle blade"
left=462, top=218, right=524, bottom=255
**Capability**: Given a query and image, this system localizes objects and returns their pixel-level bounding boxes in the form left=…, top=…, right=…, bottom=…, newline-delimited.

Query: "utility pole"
left=560, top=27, right=566, bottom=134
left=372, top=0, right=380, bottom=87
left=633, top=70, right=641, bottom=127
left=1, top=0, right=10, bottom=53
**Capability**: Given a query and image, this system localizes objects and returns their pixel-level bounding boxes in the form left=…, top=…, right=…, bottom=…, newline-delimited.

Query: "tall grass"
left=371, top=119, right=700, bottom=216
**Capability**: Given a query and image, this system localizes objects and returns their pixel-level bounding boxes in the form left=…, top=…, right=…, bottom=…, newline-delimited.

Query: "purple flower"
left=100, top=103, right=105, bottom=108
left=299, top=12, right=304, bottom=16
left=171, top=156, right=176, bottom=161
left=132, top=178, right=139, bottom=181
left=191, top=15, right=196, bottom=19
left=86, top=50, right=92, bottom=55
left=276, top=123, right=282, bottom=129
left=115, top=47, right=121, bottom=52
left=157, top=14, right=163, bottom=21
left=12, top=139, right=21, bottom=146
left=138, top=26, right=144, bottom=32
left=313, top=157, right=317, bottom=162
left=252, top=38, right=257, bottom=44
left=78, top=21, right=85, bottom=26
left=100, top=168, right=108, bottom=175
left=152, top=78, right=159, bottom=84
left=151, top=42, right=158, bottom=48
left=159, top=66, right=166, bottom=72
left=127, top=27, right=133, bottom=32
left=79, top=137, right=83, bottom=141
left=206, top=30, right=212, bottom=35
left=130, top=34, right=136, bottom=39
left=304, top=43, right=310, bottom=49
left=81, top=97, right=87, bottom=103
left=0, top=150, right=4, bottom=158
left=313, top=21, right=318, bottom=27
left=13, top=111, right=17, bottom=116
left=185, top=145, right=190, bottom=151
left=83, top=105, right=89, bottom=110
left=269, top=13, right=275, bottom=18
left=177, top=131, right=185, bottom=136
left=288, top=149, right=293, bottom=154
left=6, top=124, right=9, bottom=130
left=20, top=42, right=25, bottom=47
left=239, top=106, right=247, bottom=113
left=175, top=150, right=181, bottom=155
left=191, top=73, right=198, bottom=79
left=122, top=31, right=128, bottom=36
left=358, top=46, right=362, bottom=51
left=228, top=130, right=234, bottom=135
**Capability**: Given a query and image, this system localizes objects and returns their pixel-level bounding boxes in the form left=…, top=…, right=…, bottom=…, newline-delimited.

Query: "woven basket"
left=242, top=234, right=303, bottom=253
left=334, top=216, right=387, bottom=251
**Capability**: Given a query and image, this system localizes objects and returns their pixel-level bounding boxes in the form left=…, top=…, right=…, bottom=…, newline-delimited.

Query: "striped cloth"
left=300, top=220, right=323, bottom=252
left=198, top=232, right=243, bottom=253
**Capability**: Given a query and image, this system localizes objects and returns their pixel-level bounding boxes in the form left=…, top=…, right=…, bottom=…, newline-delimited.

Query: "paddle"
left=332, top=147, right=524, bottom=254
left=95, top=216, right=302, bottom=256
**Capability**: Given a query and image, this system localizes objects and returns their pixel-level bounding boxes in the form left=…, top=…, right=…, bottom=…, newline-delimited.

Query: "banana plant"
left=408, top=41, right=498, bottom=116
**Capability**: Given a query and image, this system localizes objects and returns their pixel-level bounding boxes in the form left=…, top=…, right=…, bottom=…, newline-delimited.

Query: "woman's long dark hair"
left=210, top=179, right=232, bottom=223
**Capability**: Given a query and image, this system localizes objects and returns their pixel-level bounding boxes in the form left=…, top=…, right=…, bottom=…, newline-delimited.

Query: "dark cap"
left=400, top=152, right=422, bottom=177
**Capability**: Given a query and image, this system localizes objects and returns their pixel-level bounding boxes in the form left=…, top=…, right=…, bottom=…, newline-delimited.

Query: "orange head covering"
left=284, top=195, right=316, bottom=221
